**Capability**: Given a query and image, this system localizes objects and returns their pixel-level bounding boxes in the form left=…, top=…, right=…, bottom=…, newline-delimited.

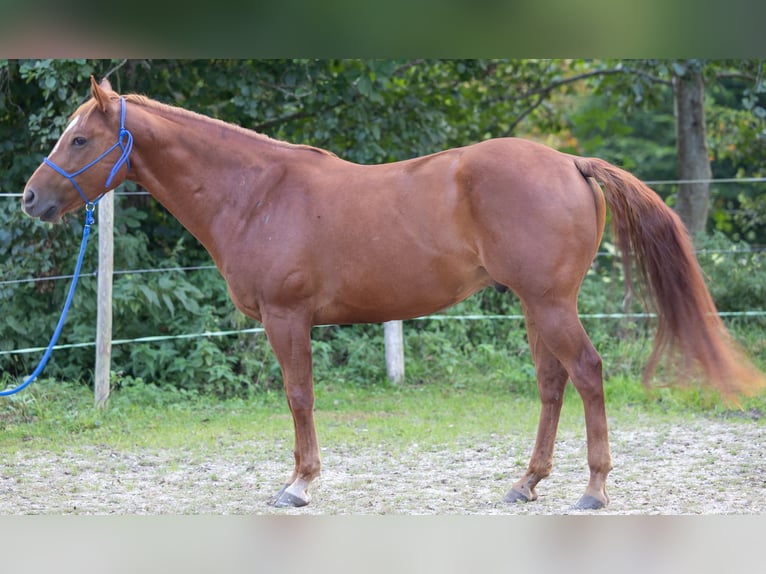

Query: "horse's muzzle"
left=22, top=186, right=60, bottom=222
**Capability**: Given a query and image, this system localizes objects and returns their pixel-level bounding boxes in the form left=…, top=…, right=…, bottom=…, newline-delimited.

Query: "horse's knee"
left=538, top=381, right=567, bottom=409
left=537, top=365, right=569, bottom=403
left=531, top=347, right=569, bottom=399
left=285, top=385, right=315, bottom=412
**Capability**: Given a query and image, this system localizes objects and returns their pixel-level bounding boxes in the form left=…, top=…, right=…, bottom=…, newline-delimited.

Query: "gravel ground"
left=1, top=416, right=764, bottom=515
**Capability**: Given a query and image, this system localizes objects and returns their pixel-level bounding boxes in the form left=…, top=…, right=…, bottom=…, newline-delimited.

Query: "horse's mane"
left=119, top=93, right=337, bottom=158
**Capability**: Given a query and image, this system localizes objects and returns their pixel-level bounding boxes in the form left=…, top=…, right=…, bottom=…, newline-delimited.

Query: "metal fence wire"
left=2, top=178, right=765, bottom=358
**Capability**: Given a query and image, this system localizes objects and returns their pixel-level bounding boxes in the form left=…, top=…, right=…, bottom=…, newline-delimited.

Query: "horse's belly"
left=313, top=263, right=491, bottom=325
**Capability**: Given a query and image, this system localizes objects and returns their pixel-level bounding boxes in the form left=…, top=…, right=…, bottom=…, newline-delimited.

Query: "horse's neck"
left=126, top=104, right=289, bottom=264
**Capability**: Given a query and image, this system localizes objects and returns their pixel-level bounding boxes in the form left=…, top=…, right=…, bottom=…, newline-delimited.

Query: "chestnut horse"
left=22, top=77, right=764, bottom=510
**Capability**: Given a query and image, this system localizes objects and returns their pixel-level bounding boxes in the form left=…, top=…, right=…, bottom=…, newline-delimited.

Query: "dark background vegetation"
left=1, top=59, right=765, bottom=397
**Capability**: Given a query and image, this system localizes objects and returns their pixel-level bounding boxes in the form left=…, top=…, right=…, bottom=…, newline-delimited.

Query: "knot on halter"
left=43, top=96, right=133, bottom=207
left=106, top=124, right=133, bottom=189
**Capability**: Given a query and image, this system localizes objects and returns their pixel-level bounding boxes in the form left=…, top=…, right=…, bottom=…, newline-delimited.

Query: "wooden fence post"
left=94, top=192, right=114, bottom=407
left=384, top=320, right=405, bottom=384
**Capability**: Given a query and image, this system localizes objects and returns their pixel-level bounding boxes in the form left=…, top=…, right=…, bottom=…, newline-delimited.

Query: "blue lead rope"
left=2, top=97, right=133, bottom=396
left=0, top=207, right=95, bottom=396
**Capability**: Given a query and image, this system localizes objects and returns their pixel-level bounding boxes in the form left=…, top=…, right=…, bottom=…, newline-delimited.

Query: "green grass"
left=0, top=376, right=541, bottom=455
left=1, top=361, right=762, bottom=460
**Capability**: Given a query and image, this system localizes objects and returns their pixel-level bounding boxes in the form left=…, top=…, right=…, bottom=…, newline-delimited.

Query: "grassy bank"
left=1, top=362, right=763, bottom=458
left=2, top=311, right=764, bottom=461
left=1, top=364, right=764, bottom=515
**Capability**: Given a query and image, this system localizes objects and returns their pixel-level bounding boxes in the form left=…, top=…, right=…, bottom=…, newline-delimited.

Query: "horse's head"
left=22, top=76, right=131, bottom=222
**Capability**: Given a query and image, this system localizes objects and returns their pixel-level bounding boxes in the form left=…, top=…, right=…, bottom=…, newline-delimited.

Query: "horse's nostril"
left=23, top=188, right=37, bottom=208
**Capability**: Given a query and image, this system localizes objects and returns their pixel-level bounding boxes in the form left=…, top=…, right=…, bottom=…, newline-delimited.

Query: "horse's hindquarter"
left=458, top=139, right=604, bottom=301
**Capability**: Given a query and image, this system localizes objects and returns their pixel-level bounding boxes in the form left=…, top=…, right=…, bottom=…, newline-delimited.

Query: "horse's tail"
left=575, top=156, right=765, bottom=402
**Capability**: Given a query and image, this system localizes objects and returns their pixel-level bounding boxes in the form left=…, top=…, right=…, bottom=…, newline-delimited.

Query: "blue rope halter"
left=43, top=96, right=133, bottom=211
left=1, top=97, right=133, bottom=397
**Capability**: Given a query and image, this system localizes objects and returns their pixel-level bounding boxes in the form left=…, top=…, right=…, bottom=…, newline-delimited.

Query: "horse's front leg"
left=263, top=313, right=320, bottom=507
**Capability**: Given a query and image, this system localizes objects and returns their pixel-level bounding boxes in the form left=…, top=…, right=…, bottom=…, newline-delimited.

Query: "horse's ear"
left=90, top=75, right=112, bottom=112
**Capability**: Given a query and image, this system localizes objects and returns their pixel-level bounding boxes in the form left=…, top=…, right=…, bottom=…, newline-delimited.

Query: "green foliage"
left=695, top=232, right=766, bottom=313
left=568, top=91, right=677, bottom=181
left=2, top=59, right=765, bottom=400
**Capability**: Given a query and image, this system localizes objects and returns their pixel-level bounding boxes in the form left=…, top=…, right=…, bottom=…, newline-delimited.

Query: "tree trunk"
left=673, top=67, right=712, bottom=239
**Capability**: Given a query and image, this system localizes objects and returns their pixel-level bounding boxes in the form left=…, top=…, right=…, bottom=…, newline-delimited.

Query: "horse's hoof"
left=271, top=484, right=310, bottom=508
left=503, top=489, right=531, bottom=504
left=573, top=494, right=606, bottom=510
left=273, top=491, right=309, bottom=508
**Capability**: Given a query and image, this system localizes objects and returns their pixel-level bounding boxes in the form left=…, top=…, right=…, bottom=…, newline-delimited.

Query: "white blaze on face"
left=50, top=115, right=80, bottom=155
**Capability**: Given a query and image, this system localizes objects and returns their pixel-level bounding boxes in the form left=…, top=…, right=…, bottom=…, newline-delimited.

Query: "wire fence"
left=3, top=175, right=766, bottom=287
left=2, top=175, right=765, bottom=198
left=3, top=248, right=765, bottom=288
left=3, top=310, right=766, bottom=358
left=0, top=264, right=218, bottom=287
left=2, top=176, right=765, bottom=359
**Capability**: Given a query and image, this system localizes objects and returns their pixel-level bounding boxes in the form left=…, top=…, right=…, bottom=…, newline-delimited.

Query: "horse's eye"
left=72, top=136, right=87, bottom=146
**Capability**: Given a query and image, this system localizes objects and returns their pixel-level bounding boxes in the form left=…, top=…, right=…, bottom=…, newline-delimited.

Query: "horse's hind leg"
left=512, top=301, right=612, bottom=510
left=505, top=310, right=570, bottom=504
